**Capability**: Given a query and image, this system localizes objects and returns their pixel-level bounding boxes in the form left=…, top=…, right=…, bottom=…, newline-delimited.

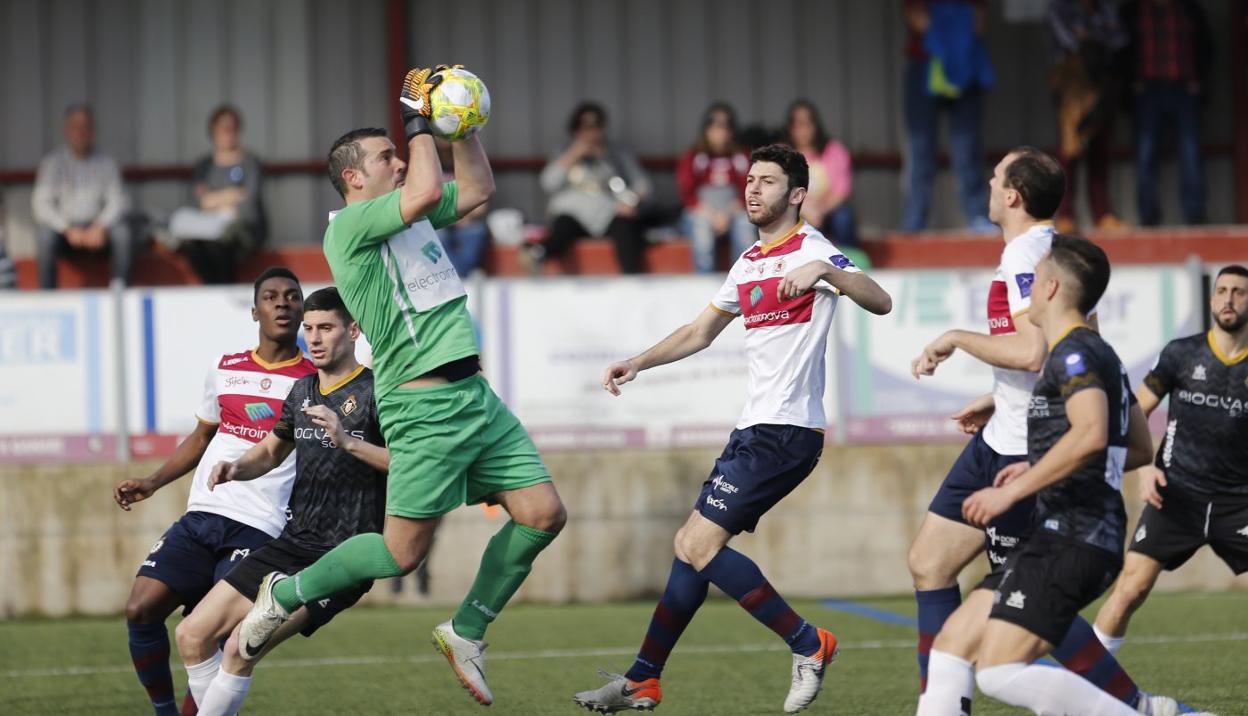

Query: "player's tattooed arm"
left=208, top=433, right=294, bottom=490
left=114, top=419, right=219, bottom=510
left=602, top=305, right=736, bottom=396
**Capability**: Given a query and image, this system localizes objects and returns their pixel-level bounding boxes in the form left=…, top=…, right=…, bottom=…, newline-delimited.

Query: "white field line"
left=4, top=632, right=1247, bottom=680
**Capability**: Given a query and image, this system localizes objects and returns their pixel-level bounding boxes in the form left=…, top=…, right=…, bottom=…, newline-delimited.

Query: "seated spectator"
left=435, top=140, right=489, bottom=277
left=531, top=102, right=651, bottom=274
left=677, top=103, right=753, bottom=273
left=169, top=105, right=266, bottom=284
left=32, top=104, right=137, bottom=288
left=1121, top=0, right=1210, bottom=226
left=785, top=99, right=859, bottom=249
left=1049, top=0, right=1128, bottom=232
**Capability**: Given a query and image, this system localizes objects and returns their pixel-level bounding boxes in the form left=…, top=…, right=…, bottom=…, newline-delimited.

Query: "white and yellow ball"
left=429, top=68, right=491, bottom=141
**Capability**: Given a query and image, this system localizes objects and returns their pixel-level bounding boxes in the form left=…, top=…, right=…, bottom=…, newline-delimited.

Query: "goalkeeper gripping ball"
left=428, top=67, right=491, bottom=141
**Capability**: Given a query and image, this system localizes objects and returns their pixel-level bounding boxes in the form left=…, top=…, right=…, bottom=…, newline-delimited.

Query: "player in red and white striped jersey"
left=112, top=267, right=314, bottom=716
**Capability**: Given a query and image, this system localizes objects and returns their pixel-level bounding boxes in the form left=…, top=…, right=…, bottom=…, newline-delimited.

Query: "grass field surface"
left=2, top=592, right=1245, bottom=714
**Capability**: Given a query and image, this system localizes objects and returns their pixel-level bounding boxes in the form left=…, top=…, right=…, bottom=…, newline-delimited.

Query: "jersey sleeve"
left=1142, top=342, right=1179, bottom=398
left=326, top=189, right=407, bottom=253
left=710, top=272, right=740, bottom=315
left=1001, top=247, right=1041, bottom=316
left=806, top=235, right=862, bottom=294
left=427, top=180, right=461, bottom=230
left=194, top=363, right=220, bottom=424
left=271, top=386, right=299, bottom=442
left=1052, top=342, right=1107, bottom=399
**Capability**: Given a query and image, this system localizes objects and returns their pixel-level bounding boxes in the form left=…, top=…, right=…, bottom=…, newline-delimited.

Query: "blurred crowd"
left=0, top=0, right=1220, bottom=287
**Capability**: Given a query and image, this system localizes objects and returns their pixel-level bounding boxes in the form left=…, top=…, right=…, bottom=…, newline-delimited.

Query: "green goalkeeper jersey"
left=324, top=182, right=479, bottom=399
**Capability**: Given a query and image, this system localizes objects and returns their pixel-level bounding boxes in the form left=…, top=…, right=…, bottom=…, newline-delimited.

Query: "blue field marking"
left=142, top=295, right=156, bottom=432
left=820, top=598, right=918, bottom=628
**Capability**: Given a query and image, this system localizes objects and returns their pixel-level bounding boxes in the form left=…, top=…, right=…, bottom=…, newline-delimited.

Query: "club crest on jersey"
left=1015, top=273, right=1035, bottom=298
left=1193, top=364, right=1207, bottom=381
left=1064, top=353, right=1087, bottom=376
left=244, top=402, right=276, bottom=421
left=749, top=285, right=764, bottom=307
left=771, top=258, right=787, bottom=275
left=260, top=378, right=273, bottom=392
left=341, top=394, right=358, bottom=416
left=421, top=241, right=443, bottom=264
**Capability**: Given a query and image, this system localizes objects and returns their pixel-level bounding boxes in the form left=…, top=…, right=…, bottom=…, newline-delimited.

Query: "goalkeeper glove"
left=399, top=67, right=443, bottom=141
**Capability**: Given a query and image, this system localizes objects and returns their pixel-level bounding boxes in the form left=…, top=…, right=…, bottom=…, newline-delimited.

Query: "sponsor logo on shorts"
left=244, top=402, right=276, bottom=421
left=317, top=598, right=331, bottom=609
left=705, top=495, right=728, bottom=511
left=1237, top=524, right=1248, bottom=538
left=710, top=475, right=739, bottom=494
left=985, top=526, right=1019, bottom=549
left=142, top=560, right=157, bottom=568
left=988, top=550, right=1008, bottom=566
left=1193, top=364, right=1207, bottom=381
left=231, top=549, right=250, bottom=562
left=1135, top=524, right=1148, bottom=543
left=1005, top=590, right=1026, bottom=609
left=149, top=538, right=164, bottom=554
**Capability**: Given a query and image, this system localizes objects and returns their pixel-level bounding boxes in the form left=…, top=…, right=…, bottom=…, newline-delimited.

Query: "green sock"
left=272, top=532, right=403, bottom=613
left=452, top=521, right=558, bottom=640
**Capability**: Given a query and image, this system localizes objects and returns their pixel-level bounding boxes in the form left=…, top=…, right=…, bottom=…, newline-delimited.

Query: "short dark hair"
left=253, top=266, right=300, bottom=304
left=1004, top=147, right=1065, bottom=220
left=302, top=286, right=353, bottom=325
left=1216, top=264, right=1248, bottom=281
left=785, top=99, right=830, bottom=153
left=1048, top=234, right=1110, bottom=316
left=749, top=144, right=809, bottom=192
left=328, top=127, right=389, bottom=198
left=207, top=104, right=242, bottom=135
left=567, top=102, right=607, bottom=134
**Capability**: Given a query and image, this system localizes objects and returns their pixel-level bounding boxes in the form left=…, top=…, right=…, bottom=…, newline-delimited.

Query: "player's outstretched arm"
left=964, top=388, right=1109, bottom=527
left=451, top=134, right=495, bottom=219
left=916, top=315, right=1047, bottom=379
left=209, top=433, right=294, bottom=490
left=114, top=419, right=219, bottom=510
left=602, top=306, right=736, bottom=396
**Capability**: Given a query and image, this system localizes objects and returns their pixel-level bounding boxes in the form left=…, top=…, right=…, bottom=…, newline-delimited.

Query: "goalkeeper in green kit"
left=237, top=66, right=566, bottom=706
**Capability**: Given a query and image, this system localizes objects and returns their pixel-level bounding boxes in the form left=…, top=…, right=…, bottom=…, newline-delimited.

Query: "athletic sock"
left=915, top=649, right=974, bottom=716
left=915, top=586, right=961, bottom=692
left=197, top=671, right=251, bottom=716
left=127, top=620, right=179, bottom=716
left=624, top=558, right=710, bottom=682
left=1052, top=615, right=1139, bottom=706
left=976, top=662, right=1139, bottom=715
left=179, top=691, right=197, bottom=716
left=697, top=547, right=821, bottom=656
left=452, top=521, right=559, bottom=640
left=1093, top=623, right=1126, bottom=656
left=184, top=650, right=221, bottom=707
left=272, top=532, right=403, bottom=613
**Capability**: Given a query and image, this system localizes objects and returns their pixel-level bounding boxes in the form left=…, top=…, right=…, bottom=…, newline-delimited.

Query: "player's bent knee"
left=124, top=594, right=168, bottom=624
left=520, top=499, right=567, bottom=534
left=907, top=543, right=958, bottom=590
left=173, top=619, right=212, bottom=659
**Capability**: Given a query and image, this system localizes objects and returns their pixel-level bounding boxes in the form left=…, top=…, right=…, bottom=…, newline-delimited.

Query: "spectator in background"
left=0, top=196, right=15, bottom=289
left=1121, top=0, right=1211, bottom=226
left=676, top=103, right=753, bottom=273
left=785, top=99, right=859, bottom=251
left=532, top=102, right=651, bottom=274
left=435, top=140, right=490, bottom=277
left=901, top=0, right=995, bottom=232
left=1049, top=0, right=1129, bottom=233
left=169, top=105, right=266, bottom=284
left=32, top=104, right=136, bottom=288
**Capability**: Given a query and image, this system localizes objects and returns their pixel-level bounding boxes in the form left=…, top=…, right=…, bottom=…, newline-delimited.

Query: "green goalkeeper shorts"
left=378, top=373, right=551, bottom=519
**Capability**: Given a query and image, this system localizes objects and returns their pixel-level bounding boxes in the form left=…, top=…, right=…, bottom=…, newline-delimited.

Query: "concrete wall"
left=0, top=0, right=1239, bottom=259
left=3, top=444, right=1244, bottom=618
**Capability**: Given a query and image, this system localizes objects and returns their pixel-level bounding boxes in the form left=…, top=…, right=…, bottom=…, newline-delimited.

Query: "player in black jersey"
left=1093, top=264, right=1248, bottom=656
left=173, top=287, right=388, bottom=715
left=962, top=235, right=1163, bottom=716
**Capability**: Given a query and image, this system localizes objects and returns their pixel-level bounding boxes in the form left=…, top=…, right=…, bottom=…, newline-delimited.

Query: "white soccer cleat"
left=784, top=627, right=839, bottom=713
left=431, top=620, right=493, bottom=706
left=572, top=670, right=662, bottom=713
left=1136, top=691, right=1217, bottom=716
left=236, top=572, right=291, bottom=661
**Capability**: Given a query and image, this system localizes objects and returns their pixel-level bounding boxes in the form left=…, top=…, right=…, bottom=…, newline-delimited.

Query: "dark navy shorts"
left=694, top=424, right=824, bottom=535
left=136, top=511, right=274, bottom=614
left=224, top=536, right=373, bottom=637
left=929, top=431, right=1035, bottom=573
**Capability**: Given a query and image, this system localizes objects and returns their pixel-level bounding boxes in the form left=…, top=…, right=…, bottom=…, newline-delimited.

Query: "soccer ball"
left=429, top=68, right=491, bottom=141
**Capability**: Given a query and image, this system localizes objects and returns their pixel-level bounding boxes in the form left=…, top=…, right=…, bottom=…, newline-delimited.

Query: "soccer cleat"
left=431, top=620, right=493, bottom=706
left=572, top=670, right=662, bottom=713
left=1136, top=691, right=1217, bottom=716
left=236, top=572, right=291, bottom=661
left=783, top=627, right=839, bottom=713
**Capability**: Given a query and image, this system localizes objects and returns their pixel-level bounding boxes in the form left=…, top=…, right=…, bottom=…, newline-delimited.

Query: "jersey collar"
left=251, top=349, right=305, bottom=370
left=1048, top=321, right=1093, bottom=350
left=757, top=221, right=805, bottom=255
left=1207, top=330, right=1248, bottom=366
left=319, top=363, right=366, bottom=395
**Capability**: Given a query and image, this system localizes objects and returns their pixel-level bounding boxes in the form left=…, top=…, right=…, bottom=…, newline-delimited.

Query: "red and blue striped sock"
left=1051, top=615, right=1140, bottom=707
left=625, top=558, right=708, bottom=682
left=127, top=620, right=180, bottom=716
left=699, top=548, right=821, bottom=656
left=915, top=586, right=961, bottom=692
